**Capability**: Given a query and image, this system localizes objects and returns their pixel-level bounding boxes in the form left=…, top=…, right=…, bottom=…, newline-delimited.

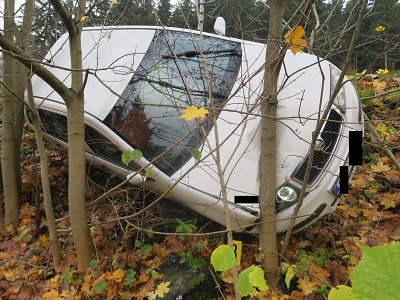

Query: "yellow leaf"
left=221, top=270, right=234, bottom=283
left=373, top=79, right=386, bottom=95
left=39, top=234, right=49, bottom=247
left=285, top=265, right=295, bottom=288
left=42, top=289, right=60, bottom=300
left=377, top=68, right=389, bottom=74
left=297, top=275, right=317, bottom=296
left=180, top=105, right=209, bottom=120
left=284, top=26, right=307, bottom=55
left=109, top=268, right=124, bottom=282
left=381, top=198, right=396, bottom=209
left=80, top=15, right=87, bottom=22
left=371, top=161, right=391, bottom=173
left=155, top=281, right=171, bottom=298
left=112, top=0, right=118, bottom=4
left=375, top=123, right=388, bottom=136
left=375, top=25, right=386, bottom=32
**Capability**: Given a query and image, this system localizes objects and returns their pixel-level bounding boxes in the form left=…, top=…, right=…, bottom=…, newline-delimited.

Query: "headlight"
left=276, top=184, right=300, bottom=213
left=330, top=65, right=346, bottom=113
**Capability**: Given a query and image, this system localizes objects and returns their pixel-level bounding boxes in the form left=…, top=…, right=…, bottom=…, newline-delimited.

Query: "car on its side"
left=26, top=25, right=363, bottom=233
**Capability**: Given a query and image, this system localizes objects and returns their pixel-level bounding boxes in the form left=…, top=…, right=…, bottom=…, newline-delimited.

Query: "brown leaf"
left=42, top=289, right=60, bottom=300
left=307, top=262, right=330, bottom=286
left=109, top=268, right=124, bottom=282
left=297, top=275, right=317, bottom=296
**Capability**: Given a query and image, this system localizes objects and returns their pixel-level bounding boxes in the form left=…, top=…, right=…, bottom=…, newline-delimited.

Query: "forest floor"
left=0, top=72, right=400, bottom=299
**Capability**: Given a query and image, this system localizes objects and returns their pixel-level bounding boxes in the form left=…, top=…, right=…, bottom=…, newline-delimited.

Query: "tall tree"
left=157, top=0, right=172, bottom=25
left=170, top=0, right=197, bottom=29
left=1, top=0, right=25, bottom=226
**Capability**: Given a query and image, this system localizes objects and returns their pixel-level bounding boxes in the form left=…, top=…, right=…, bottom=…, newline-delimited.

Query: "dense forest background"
left=31, top=0, right=400, bottom=71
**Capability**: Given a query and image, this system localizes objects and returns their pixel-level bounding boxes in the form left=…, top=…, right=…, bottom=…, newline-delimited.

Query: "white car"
left=26, top=26, right=363, bottom=233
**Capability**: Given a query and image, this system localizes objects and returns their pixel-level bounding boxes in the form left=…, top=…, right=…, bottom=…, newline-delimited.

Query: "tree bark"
left=65, top=0, right=96, bottom=270
left=2, top=0, right=20, bottom=226
left=26, top=78, right=62, bottom=267
left=259, top=0, right=286, bottom=284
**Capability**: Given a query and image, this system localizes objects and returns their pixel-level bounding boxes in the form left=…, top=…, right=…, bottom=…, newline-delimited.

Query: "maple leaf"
left=42, top=289, right=60, bottom=300
left=109, top=268, right=125, bottom=282
left=371, top=161, right=391, bottom=173
left=284, top=26, right=307, bottom=55
left=380, top=197, right=396, bottom=209
left=112, top=0, right=118, bottom=4
left=373, top=79, right=386, bottom=95
left=180, top=106, right=209, bottom=120
left=297, top=275, right=317, bottom=296
left=155, top=281, right=171, bottom=298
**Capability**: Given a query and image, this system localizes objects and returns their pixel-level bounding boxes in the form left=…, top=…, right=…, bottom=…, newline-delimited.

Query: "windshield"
left=104, top=29, right=242, bottom=175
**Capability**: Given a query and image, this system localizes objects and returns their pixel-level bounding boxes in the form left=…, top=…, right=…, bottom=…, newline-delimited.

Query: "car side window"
left=85, top=125, right=127, bottom=168
left=38, top=110, right=68, bottom=142
left=37, top=109, right=138, bottom=170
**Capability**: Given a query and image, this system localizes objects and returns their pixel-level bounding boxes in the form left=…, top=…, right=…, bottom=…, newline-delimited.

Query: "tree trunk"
left=259, top=0, right=286, bottom=284
left=66, top=0, right=96, bottom=269
left=26, top=77, right=62, bottom=267
left=2, top=0, right=20, bottom=226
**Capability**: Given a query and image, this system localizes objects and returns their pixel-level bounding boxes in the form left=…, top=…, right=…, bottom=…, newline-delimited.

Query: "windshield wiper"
left=162, top=49, right=240, bottom=59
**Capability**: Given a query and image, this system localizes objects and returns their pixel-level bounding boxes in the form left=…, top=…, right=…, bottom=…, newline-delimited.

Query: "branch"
left=48, top=0, right=76, bottom=35
left=0, top=35, right=74, bottom=101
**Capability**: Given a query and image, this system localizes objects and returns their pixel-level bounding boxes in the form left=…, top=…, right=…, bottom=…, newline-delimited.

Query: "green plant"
left=328, top=242, right=400, bottom=299
left=175, top=218, right=197, bottom=236
left=210, top=244, right=268, bottom=297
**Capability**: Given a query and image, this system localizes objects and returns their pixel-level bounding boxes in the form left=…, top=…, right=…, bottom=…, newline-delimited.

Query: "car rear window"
left=104, top=29, right=242, bottom=176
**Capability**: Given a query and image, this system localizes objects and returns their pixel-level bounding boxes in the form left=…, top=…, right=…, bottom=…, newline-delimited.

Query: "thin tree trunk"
left=2, top=0, right=20, bottom=226
left=66, top=0, right=96, bottom=268
left=259, top=0, right=286, bottom=284
left=26, top=78, right=62, bottom=267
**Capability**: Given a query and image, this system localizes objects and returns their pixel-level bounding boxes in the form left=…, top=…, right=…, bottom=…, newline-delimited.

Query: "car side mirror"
left=214, top=17, right=226, bottom=36
left=126, top=172, right=146, bottom=185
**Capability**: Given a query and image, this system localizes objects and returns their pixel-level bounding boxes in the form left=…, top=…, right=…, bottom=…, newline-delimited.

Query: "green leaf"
left=210, top=244, right=235, bottom=271
left=93, top=281, right=107, bottom=294
left=285, top=265, right=295, bottom=288
left=163, top=184, right=173, bottom=197
left=145, top=169, right=154, bottom=178
left=141, top=244, right=152, bottom=254
left=248, top=266, right=268, bottom=291
left=62, top=268, right=74, bottom=285
left=122, top=149, right=143, bottom=165
left=89, top=259, right=98, bottom=271
left=192, top=148, right=202, bottom=161
left=328, top=285, right=354, bottom=300
left=124, top=269, right=136, bottom=287
left=237, top=265, right=255, bottom=296
left=351, top=243, right=400, bottom=300
left=134, top=239, right=141, bottom=248
left=112, top=253, right=119, bottom=266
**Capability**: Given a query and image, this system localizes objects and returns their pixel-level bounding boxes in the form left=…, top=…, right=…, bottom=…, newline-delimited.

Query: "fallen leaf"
left=155, top=281, right=171, bottom=298
left=42, top=289, right=60, bottom=300
left=109, top=268, right=125, bottom=282
left=380, top=198, right=396, bottom=209
left=180, top=106, right=209, bottom=120
left=307, top=262, right=330, bottom=285
left=371, top=161, right=391, bottom=173
left=297, top=275, right=317, bottom=296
